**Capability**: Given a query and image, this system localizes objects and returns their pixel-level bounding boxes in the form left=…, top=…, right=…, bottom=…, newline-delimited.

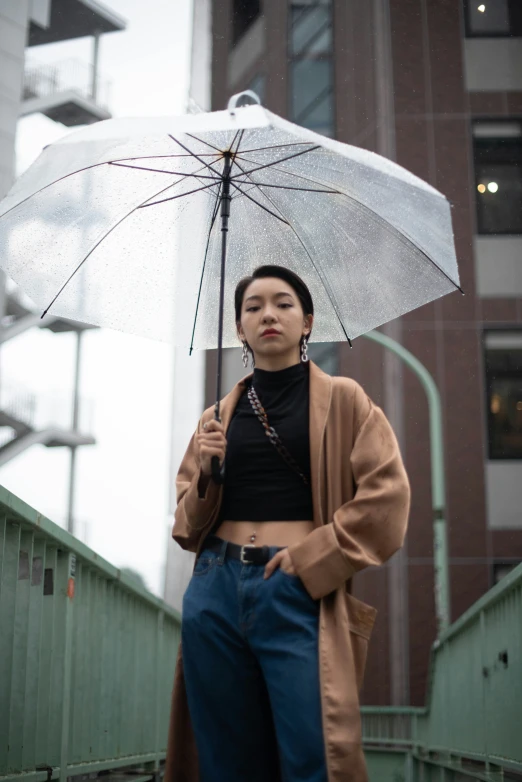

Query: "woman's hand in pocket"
left=264, top=549, right=296, bottom=579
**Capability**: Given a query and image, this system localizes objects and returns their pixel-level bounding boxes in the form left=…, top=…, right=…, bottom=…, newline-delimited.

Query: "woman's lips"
left=261, top=330, right=281, bottom=337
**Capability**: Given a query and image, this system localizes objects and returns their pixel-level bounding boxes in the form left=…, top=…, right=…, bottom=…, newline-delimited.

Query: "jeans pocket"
left=278, top=566, right=302, bottom=582
left=192, top=550, right=218, bottom=576
left=277, top=567, right=319, bottom=607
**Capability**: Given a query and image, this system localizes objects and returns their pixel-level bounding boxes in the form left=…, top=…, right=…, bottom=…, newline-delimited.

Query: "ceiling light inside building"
left=478, top=4, right=486, bottom=11
left=477, top=183, right=486, bottom=193
left=487, top=182, right=499, bottom=193
left=517, top=401, right=522, bottom=411
left=491, top=394, right=501, bottom=414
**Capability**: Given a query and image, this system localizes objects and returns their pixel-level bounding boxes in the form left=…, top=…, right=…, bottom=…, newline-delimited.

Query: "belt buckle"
left=240, top=544, right=255, bottom=564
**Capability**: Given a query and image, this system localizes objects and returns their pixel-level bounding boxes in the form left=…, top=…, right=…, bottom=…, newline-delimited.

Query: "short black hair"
left=234, top=265, right=314, bottom=343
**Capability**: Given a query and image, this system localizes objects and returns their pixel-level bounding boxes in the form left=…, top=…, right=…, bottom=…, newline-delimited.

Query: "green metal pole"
left=361, top=330, right=450, bottom=635
left=58, top=552, right=76, bottom=782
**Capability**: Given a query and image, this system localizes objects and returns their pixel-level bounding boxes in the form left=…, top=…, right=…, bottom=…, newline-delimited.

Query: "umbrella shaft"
left=214, top=156, right=232, bottom=422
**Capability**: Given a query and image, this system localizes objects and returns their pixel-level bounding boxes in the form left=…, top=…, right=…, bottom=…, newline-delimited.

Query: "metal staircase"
left=0, top=0, right=126, bottom=531
left=0, top=281, right=97, bottom=467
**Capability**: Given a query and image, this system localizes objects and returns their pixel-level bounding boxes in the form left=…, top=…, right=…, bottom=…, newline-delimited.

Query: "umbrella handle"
left=211, top=455, right=225, bottom=485
left=227, top=90, right=261, bottom=115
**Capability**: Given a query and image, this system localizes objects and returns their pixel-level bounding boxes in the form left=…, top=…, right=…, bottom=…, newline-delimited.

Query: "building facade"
left=0, top=0, right=125, bottom=534
left=191, top=0, right=522, bottom=706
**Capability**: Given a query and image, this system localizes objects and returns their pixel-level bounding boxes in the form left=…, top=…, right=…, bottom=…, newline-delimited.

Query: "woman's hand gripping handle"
left=196, top=419, right=227, bottom=487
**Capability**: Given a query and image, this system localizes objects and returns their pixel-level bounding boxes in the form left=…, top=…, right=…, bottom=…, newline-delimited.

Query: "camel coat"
left=165, top=361, right=410, bottom=782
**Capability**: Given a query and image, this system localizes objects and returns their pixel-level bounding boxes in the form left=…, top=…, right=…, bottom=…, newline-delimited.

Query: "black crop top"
left=217, top=361, right=314, bottom=522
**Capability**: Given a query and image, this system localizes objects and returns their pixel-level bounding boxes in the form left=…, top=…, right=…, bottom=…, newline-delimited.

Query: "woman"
left=165, top=265, right=410, bottom=782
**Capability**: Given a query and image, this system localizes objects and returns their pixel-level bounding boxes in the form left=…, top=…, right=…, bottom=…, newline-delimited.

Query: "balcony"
left=28, top=0, right=126, bottom=47
left=21, top=57, right=112, bottom=126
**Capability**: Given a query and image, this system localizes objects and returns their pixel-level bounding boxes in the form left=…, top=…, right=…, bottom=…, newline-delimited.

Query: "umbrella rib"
left=230, top=182, right=290, bottom=225
left=236, top=158, right=463, bottom=293
left=117, top=152, right=221, bottom=159
left=189, top=180, right=224, bottom=355
left=40, top=178, right=195, bottom=318
left=236, top=142, right=316, bottom=155
left=231, top=129, right=245, bottom=156
left=232, top=179, right=339, bottom=194
left=230, top=145, right=320, bottom=178
left=185, top=133, right=222, bottom=153
left=139, top=180, right=221, bottom=208
left=110, top=161, right=221, bottom=182
left=0, top=154, right=222, bottom=223
left=228, top=129, right=241, bottom=155
left=232, top=157, right=353, bottom=345
left=168, top=135, right=223, bottom=179
left=235, top=157, right=334, bottom=191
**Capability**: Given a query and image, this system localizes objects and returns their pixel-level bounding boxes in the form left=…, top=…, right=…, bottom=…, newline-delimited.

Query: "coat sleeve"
left=288, top=384, right=411, bottom=600
left=171, top=417, right=222, bottom=553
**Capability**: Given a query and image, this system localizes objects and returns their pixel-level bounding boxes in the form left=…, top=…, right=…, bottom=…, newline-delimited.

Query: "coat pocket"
left=345, top=592, right=378, bottom=692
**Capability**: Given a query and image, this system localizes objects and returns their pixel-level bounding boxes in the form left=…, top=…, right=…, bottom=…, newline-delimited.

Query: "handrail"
left=362, top=560, right=522, bottom=779
left=0, top=486, right=180, bottom=782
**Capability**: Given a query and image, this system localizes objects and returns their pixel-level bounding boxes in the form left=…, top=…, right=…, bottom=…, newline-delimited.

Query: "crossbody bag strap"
left=247, top=384, right=309, bottom=486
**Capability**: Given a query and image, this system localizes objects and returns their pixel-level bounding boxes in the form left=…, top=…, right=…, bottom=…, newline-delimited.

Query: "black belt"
left=203, top=534, right=285, bottom=565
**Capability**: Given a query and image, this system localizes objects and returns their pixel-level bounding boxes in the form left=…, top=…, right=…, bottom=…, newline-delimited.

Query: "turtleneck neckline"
left=252, top=361, right=306, bottom=389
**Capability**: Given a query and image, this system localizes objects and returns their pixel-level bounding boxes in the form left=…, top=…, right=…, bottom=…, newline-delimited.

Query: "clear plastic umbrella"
left=0, top=90, right=461, bottom=473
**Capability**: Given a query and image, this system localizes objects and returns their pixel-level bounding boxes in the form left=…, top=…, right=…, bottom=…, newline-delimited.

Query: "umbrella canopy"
left=0, top=98, right=460, bottom=351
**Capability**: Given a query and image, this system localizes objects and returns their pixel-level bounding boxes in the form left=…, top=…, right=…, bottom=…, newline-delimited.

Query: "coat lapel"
left=309, top=362, right=332, bottom=527
left=218, top=372, right=252, bottom=432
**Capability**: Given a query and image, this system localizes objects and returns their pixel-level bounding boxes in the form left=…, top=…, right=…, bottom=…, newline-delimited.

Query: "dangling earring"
left=251, top=353, right=255, bottom=368
left=301, top=338, right=309, bottom=363
left=242, top=342, right=248, bottom=368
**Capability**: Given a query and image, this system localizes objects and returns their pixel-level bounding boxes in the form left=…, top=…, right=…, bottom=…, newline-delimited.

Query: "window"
left=464, top=0, right=522, bottom=37
left=473, top=122, right=522, bottom=235
left=291, top=0, right=332, bottom=55
left=307, top=342, right=338, bottom=375
left=493, top=561, right=521, bottom=584
left=247, top=73, right=266, bottom=103
left=289, top=0, right=334, bottom=137
left=232, top=0, right=261, bottom=46
left=484, top=332, right=522, bottom=459
left=291, top=59, right=333, bottom=131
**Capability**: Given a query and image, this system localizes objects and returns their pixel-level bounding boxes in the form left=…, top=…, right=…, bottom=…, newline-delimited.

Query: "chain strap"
left=247, top=384, right=309, bottom=485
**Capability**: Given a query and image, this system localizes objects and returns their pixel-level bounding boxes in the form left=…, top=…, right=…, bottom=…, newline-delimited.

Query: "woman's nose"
left=262, top=310, right=276, bottom=322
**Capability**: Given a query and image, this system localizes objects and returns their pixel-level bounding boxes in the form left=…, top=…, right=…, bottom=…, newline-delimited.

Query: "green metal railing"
left=0, top=486, right=181, bottom=782
left=2, top=483, right=521, bottom=782
left=362, top=560, right=522, bottom=781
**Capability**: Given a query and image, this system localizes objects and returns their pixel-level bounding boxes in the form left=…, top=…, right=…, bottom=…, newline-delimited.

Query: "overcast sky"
left=1, top=0, right=193, bottom=595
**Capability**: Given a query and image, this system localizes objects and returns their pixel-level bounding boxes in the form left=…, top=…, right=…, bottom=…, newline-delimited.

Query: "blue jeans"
left=181, top=536, right=328, bottom=782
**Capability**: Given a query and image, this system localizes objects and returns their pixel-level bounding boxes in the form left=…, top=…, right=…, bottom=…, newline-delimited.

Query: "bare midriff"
left=212, top=520, right=315, bottom=548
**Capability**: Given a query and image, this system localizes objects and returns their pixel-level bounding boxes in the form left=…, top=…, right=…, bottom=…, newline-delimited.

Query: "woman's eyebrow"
left=245, top=292, right=294, bottom=303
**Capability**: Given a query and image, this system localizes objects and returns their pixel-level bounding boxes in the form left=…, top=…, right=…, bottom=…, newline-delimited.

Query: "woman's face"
left=237, top=276, right=312, bottom=365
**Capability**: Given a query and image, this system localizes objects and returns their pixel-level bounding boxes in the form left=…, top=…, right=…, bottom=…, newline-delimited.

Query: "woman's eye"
left=246, top=306, right=259, bottom=312
left=279, top=303, right=292, bottom=308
